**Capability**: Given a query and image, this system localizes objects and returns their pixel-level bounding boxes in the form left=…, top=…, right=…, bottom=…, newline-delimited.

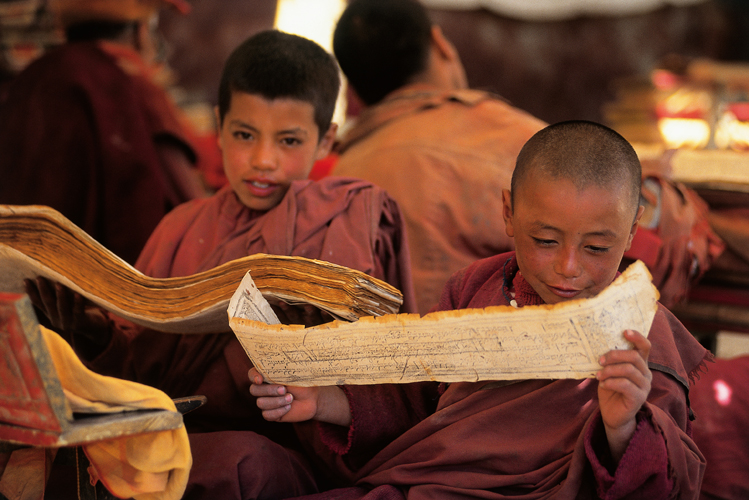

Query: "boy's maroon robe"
left=302, top=252, right=710, bottom=499
left=84, top=177, right=415, bottom=434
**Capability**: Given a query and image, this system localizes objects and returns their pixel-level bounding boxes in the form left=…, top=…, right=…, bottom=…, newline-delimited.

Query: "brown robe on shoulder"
left=690, top=355, right=749, bottom=500
left=333, top=84, right=545, bottom=314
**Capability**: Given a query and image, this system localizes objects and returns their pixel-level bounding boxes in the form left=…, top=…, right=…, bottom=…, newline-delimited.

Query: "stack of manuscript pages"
left=0, top=205, right=403, bottom=334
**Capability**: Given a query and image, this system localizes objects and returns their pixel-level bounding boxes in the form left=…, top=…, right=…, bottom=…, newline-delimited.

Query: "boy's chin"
left=536, top=284, right=590, bottom=305
left=237, top=189, right=289, bottom=212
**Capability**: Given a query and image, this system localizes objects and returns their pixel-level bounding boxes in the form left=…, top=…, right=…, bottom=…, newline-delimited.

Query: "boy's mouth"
left=547, top=285, right=581, bottom=299
left=245, top=179, right=278, bottom=197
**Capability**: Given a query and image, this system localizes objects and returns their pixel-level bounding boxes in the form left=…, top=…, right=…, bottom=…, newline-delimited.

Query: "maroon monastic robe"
left=300, top=252, right=710, bottom=499
left=65, top=176, right=417, bottom=499
left=85, top=177, right=415, bottom=436
left=0, top=41, right=205, bottom=264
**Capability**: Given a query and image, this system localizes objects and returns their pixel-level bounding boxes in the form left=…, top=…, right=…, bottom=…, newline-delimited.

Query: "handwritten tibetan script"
left=228, top=260, right=659, bottom=386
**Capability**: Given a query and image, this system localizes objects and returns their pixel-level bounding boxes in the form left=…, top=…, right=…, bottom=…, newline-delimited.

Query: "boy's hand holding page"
left=597, top=329, right=653, bottom=463
left=232, top=272, right=352, bottom=426
left=249, top=367, right=352, bottom=426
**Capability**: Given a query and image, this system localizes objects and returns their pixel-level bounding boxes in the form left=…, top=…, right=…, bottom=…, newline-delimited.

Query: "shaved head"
left=511, top=120, right=641, bottom=218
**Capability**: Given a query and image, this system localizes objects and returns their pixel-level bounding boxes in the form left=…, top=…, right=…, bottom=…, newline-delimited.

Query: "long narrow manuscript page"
left=229, top=260, right=659, bottom=386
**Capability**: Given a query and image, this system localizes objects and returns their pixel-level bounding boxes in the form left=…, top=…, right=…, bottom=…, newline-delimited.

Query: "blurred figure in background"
left=0, top=0, right=207, bottom=264
left=331, top=0, right=546, bottom=314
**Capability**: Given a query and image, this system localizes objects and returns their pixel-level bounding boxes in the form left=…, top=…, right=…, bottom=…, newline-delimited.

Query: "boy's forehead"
left=227, top=91, right=319, bottom=130
left=515, top=169, right=639, bottom=213
left=229, top=91, right=315, bottom=114
left=513, top=176, right=635, bottom=234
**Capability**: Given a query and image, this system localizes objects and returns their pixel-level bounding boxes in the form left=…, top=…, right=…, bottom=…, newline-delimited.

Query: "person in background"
left=0, top=0, right=208, bottom=264
left=330, top=0, right=546, bottom=314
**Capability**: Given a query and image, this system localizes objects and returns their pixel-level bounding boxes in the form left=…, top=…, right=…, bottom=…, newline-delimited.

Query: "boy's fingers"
left=598, top=362, right=650, bottom=389
left=623, top=330, right=651, bottom=361
left=250, top=384, right=287, bottom=397
left=262, top=405, right=292, bottom=422
left=255, top=394, right=293, bottom=411
left=599, top=349, right=648, bottom=374
left=248, top=368, right=288, bottom=398
left=599, top=331, right=651, bottom=367
left=598, top=376, right=633, bottom=392
left=247, top=368, right=264, bottom=385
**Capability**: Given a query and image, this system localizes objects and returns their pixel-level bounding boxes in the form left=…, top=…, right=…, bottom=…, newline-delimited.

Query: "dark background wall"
left=159, top=0, right=749, bottom=125
left=160, top=0, right=278, bottom=108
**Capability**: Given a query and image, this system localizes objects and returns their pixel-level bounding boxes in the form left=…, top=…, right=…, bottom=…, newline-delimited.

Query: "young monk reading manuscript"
left=251, top=121, right=710, bottom=499
left=27, top=30, right=417, bottom=499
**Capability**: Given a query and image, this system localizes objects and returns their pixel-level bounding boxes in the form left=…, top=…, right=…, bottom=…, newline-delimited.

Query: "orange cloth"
left=334, top=84, right=545, bottom=313
left=41, top=326, right=191, bottom=500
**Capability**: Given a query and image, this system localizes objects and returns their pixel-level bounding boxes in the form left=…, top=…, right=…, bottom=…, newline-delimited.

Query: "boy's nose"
left=555, top=247, right=582, bottom=279
left=251, top=140, right=277, bottom=171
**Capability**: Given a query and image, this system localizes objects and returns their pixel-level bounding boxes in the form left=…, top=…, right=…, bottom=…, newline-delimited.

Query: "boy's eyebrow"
left=276, top=127, right=309, bottom=137
left=227, top=118, right=255, bottom=130
left=531, top=222, right=618, bottom=239
left=227, top=120, right=309, bottom=137
left=583, top=229, right=618, bottom=239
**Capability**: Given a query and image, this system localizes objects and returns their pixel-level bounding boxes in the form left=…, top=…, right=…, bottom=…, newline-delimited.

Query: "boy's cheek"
left=283, top=150, right=318, bottom=181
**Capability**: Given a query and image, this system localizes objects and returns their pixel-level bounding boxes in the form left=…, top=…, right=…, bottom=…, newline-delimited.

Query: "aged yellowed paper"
left=227, top=271, right=280, bottom=325
left=229, top=260, right=659, bottom=386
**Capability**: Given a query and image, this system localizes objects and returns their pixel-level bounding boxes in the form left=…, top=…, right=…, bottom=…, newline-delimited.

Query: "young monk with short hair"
left=29, top=30, right=417, bottom=499
left=251, top=120, right=710, bottom=499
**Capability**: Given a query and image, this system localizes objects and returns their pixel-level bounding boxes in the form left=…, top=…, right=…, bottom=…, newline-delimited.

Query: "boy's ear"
left=429, top=25, right=468, bottom=90
left=314, top=123, right=338, bottom=161
left=625, top=205, right=645, bottom=252
left=431, top=25, right=457, bottom=62
left=502, top=189, right=514, bottom=238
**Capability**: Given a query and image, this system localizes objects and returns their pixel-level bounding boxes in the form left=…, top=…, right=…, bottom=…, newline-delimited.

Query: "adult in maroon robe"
left=298, top=251, right=710, bottom=499
left=0, top=38, right=206, bottom=264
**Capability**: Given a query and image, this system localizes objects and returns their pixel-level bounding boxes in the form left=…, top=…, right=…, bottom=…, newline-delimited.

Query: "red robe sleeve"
left=315, top=382, right=441, bottom=470
left=582, top=305, right=707, bottom=499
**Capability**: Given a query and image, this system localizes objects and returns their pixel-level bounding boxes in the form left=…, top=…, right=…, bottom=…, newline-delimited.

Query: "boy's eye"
left=532, top=237, right=556, bottom=247
left=280, top=137, right=301, bottom=146
left=586, top=245, right=610, bottom=254
left=233, top=130, right=253, bottom=140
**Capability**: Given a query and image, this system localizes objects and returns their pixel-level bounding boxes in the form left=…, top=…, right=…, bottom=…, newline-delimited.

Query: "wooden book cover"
left=0, top=205, right=403, bottom=334
left=0, top=292, right=184, bottom=448
left=0, top=292, right=68, bottom=445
